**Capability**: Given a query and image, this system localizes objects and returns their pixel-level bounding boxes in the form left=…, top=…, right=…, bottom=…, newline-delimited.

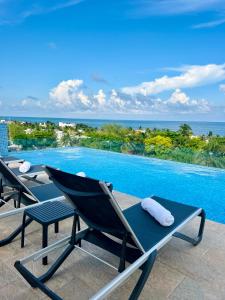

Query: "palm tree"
left=178, top=124, right=193, bottom=137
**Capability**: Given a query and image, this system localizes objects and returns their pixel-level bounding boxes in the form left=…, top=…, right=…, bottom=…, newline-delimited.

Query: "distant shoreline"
left=1, top=116, right=225, bottom=136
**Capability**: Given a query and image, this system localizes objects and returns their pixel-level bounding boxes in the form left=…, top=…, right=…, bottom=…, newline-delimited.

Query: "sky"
left=0, top=0, right=225, bottom=121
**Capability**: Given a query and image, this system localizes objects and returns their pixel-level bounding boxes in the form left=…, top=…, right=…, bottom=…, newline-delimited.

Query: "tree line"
left=8, top=121, right=225, bottom=169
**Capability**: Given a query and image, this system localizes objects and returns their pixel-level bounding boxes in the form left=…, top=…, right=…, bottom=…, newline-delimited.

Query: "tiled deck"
left=0, top=190, right=225, bottom=299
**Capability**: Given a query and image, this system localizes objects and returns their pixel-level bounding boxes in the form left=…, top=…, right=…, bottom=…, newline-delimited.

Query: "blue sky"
left=0, top=0, right=225, bottom=121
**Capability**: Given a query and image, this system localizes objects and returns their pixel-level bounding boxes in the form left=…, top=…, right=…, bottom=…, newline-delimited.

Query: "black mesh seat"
left=29, top=183, right=64, bottom=202
left=123, top=196, right=200, bottom=252
left=10, top=164, right=44, bottom=176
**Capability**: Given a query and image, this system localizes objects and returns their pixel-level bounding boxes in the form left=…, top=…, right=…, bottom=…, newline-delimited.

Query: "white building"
left=55, top=130, right=64, bottom=140
left=24, top=128, right=33, bottom=134
left=40, top=122, right=47, bottom=128
left=58, top=122, right=76, bottom=128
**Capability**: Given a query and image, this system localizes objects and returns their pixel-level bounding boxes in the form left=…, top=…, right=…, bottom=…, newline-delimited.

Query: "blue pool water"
left=13, top=147, right=225, bottom=224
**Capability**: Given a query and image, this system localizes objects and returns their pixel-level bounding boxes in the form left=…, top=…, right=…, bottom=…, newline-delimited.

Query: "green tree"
left=187, top=137, right=205, bottom=150
left=178, top=124, right=193, bottom=137
left=205, top=137, right=225, bottom=154
left=144, top=135, right=172, bottom=154
left=208, top=131, right=213, bottom=137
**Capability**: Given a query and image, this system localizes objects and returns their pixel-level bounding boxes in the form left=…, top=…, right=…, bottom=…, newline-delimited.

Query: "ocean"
left=1, top=116, right=225, bottom=136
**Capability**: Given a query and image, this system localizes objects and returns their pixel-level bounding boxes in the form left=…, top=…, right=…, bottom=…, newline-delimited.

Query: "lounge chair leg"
left=0, top=217, right=33, bottom=247
left=118, top=232, right=128, bottom=272
left=38, top=216, right=80, bottom=283
left=39, top=243, right=75, bottom=284
left=77, top=216, right=81, bottom=246
left=0, top=198, right=4, bottom=208
left=42, top=225, right=48, bottom=265
left=54, top=222, right=59, bottom=233
left=17, top=190, right=22, bottom=208
left=77, top=216, right=81, bottom=231
left=71, top=214, right=81, bottom=247
left=0, top=194, right=13, bottom=208
left=129, top=250, right=157, bottom=300
left=14, top=261, right=63, bottom=300
left=0, top=178, right=3, bottom=197
left=21, top=213, right=27, bottom=248
left=195, top=209, right=206, bottom=245
left=173, top=209, right=206, bottom=246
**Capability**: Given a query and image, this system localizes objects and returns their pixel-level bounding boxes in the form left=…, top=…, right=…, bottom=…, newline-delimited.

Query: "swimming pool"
left=13, top=147, right=225, bottom=224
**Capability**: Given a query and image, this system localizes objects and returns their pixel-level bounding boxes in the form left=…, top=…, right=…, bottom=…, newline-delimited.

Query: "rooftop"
left=0, top=190, right=225, bottom=299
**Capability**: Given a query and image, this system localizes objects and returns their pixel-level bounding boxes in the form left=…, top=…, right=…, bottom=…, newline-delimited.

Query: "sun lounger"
left=0, top=160, right=65, bottom=246
left=10, top=164, right=45, bottom=183
left=15, top=166, right=205, bottom=300
left=0, top=156, right=24, bottom=164
left=0, top=156, right=45, bottom=183
left=10, top=164, right=44, bottom=177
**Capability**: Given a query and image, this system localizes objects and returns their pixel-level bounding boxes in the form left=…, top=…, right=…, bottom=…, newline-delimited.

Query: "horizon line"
left=0, top=115, right=225, bottom=124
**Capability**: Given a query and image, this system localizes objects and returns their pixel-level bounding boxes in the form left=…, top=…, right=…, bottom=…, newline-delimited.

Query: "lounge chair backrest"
left=45, top=166, right=128, bottom=234
left=0, top=160, right=32, bottom=196
left=45, top=166, right=144, bottom=252
left=45, top=166, right=126, bottom=233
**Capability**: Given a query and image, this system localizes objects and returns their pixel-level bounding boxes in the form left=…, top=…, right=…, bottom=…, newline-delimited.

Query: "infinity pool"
left=13, top=147, right=225, bottom=224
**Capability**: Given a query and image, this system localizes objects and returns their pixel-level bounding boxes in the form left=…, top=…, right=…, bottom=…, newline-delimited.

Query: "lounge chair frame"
left=14, top=179, right=205, bottom=300
left=0, top=160, right=64, bottom=246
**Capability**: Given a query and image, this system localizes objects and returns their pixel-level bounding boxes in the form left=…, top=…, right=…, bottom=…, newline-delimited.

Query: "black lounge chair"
left=0, top=156, right=45, bottom=183
left=15, top=166, right=205, bottom=300
left=0, top=160, right=64, bottom=246
left=0, top=156, right=24, bottom=164
left=10, top=164, right=45, bottom=184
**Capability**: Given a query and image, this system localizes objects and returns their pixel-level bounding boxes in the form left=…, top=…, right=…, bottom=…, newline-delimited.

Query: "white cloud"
left=109, top=89, right=126, bottom=111
left=77, top=90, right=90, bottom=106
left=94, top=89, right=106, bottom=106
left=48, top=79, right=211, bottom=115
left=130, top=1, right=225, bottom=29
left=21, top=96, right=43, bottom=108
left=122, top=64, right=225, bottom=96
left=131, top=0, right=225, bottom=16
left=0, top=0, right=84, bottom=25
left=166, top=89, right=210, bottom=113
left=192, top=18, right=225, bottom=29
left=167, top=89, right=189, bottom=104
left=49, top=79, right=85, bottom=107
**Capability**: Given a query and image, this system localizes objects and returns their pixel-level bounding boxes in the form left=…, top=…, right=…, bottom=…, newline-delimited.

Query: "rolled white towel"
left=76, top=171, right=86, bottom=177
left=19, top=161, right=31, bottom=173
left=141, top=197, right=174, bottom=226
